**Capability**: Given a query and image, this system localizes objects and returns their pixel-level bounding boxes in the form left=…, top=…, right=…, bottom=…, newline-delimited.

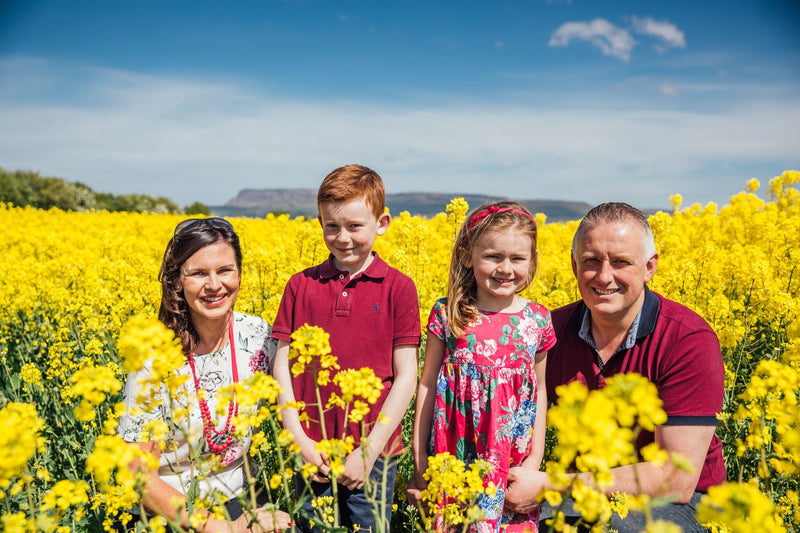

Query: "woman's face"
left=178, top=241, right=240, bottom=325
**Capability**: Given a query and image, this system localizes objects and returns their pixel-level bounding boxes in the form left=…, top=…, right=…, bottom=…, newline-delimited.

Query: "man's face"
left=572, top=220, right=658, bottom=325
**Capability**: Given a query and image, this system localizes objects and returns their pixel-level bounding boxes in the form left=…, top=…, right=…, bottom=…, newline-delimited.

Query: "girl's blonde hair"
left=446, top=200, right=538, bottom=338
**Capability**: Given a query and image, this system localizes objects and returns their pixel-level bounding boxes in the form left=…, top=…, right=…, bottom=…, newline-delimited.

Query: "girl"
left=411, top=201, right=555, bottom=532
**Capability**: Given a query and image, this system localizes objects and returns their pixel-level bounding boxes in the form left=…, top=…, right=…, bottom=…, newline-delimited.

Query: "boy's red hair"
left=317, top=164, right=386, bottom=219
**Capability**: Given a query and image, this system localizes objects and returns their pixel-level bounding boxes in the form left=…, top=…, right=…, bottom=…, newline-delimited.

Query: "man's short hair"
left=317, top=164, right=386, bottom=219
left=572, top=202, right=657, bottom=261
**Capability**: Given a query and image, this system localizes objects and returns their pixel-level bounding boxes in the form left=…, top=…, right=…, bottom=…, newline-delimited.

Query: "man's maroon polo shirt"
left=272, top=253, right=421, bottom=456
left=546, top=287, right=727, bottom=491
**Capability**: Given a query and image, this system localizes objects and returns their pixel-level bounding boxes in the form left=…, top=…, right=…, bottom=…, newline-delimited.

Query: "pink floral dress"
left=428, top=298, right=556, bottom=532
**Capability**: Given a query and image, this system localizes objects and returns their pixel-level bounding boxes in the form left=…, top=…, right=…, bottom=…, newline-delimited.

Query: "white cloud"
left=630, top=16, right=686, bottom=49
left=659, top=83, right=679, bottom=97
left=549, top=18, right=635, bottom=61
left=0, top=59, right=798, bottom=210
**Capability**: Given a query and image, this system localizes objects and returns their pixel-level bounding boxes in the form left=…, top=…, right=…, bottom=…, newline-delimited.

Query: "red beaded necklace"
left=187, top=315, right=240, bottom=455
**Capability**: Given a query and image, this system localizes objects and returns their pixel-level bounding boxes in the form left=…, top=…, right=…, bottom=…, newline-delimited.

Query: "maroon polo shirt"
left=547, top=287, right=726, bottom=491
left=272, top=253, right=421, bottom=456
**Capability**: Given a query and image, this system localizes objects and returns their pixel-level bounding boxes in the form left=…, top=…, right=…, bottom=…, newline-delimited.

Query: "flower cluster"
left=0, top=402, right=46, bottom=493
left=419, top=452, right=494, bottom=531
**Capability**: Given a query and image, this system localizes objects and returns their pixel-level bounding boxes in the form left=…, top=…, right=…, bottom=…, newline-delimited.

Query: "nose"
left=335, top=228, right=351, bottom=244
left=497, top=258, right=512, bottom=273
left=205, top=272, right=223, bottom=290
left=596, top=261, right=614, bottom=283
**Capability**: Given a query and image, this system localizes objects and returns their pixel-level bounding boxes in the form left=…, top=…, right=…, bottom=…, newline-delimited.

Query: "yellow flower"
left=20, top=363, right=42, bottom=387
left=697, top=481, right=787, bottom=533
left=42, top=479, right=90, bottom=513
left=0, top=402, right=46, bottom=490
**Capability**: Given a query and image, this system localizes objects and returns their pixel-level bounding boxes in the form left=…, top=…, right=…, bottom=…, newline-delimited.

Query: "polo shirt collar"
left=319, top=252, right=389, bottom=281
left=575, top=284, right=661, bottom=351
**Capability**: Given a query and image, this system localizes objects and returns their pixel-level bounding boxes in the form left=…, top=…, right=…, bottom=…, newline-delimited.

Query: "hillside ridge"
left=213, top=189, right=593, bottom=221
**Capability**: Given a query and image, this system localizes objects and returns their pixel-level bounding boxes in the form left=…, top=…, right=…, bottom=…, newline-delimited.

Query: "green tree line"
left=0, top=166, right=210, bottom=215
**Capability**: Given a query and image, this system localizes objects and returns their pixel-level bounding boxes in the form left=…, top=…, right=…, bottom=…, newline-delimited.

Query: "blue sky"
left=1, top=1, right=798, bottom=210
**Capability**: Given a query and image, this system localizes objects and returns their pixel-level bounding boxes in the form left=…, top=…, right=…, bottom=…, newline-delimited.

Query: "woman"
left=118, top=218, right=291, bottom=532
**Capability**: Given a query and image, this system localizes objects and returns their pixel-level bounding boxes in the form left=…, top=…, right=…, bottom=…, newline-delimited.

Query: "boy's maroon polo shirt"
left=547, top=287, right=727, bottom=491
left=272, top=253, right=421, bottom=455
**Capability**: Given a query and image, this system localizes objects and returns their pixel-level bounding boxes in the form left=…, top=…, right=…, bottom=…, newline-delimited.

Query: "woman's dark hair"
left=158, top=218, right=242, bottom=355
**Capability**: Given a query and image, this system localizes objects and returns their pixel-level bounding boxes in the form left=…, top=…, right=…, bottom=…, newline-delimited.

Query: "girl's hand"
left=406, top=475, right=427, bottom=507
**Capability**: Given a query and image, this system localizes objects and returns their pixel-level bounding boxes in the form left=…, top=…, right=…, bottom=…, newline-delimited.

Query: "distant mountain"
left=212, top=189, right=593, bottom=221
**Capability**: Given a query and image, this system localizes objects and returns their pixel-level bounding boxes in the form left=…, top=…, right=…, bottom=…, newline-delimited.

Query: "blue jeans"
left=293, top=456, right=398, bottom=533
left=539, top=491, right=708, bottom=532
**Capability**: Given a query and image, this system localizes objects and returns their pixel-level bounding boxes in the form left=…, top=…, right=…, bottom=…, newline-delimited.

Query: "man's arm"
left=601, top=423, right=716, bottom=502
left=338, top=344, right=419, bottom=490
left=505, top=423, right=716, bottom=512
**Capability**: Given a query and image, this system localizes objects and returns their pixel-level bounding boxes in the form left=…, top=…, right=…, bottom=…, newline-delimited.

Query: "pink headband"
left=466, top=206, right=537, bottom=231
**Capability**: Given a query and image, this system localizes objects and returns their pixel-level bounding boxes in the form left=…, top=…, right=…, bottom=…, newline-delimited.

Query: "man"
left=505, top=202, right=726, bottom=532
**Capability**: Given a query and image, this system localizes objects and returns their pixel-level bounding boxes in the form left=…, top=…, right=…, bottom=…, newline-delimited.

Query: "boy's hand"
left=337, top=447, right=376, bottom=490
left=298, top=436, right=331, bottom=483
left=504, top=467, right=547, bottom=514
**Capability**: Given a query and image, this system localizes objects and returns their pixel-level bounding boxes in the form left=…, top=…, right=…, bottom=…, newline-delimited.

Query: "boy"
left=271, top=164, right=421, bottom=531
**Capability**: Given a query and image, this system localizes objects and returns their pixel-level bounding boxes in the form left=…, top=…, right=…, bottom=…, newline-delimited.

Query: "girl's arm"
left=410, top=332, right=445, bottom=490
left=520, top=350, right=548, bottom=469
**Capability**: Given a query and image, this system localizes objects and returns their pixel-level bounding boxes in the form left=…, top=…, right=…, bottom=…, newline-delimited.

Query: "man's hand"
left=504, top=467, right=549, bottom=514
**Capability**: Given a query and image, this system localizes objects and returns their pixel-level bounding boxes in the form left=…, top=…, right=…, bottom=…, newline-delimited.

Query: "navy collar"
left=571, top=284, right=660, bottom=342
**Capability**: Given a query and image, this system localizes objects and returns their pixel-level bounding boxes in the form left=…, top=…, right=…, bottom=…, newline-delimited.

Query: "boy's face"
left=318, top=197, right=390, bottom=274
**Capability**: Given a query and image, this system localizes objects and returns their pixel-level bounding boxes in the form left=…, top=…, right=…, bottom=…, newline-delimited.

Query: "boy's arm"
left=273, top=339, right=331, bottom=481
left=338, top=343, right=419, bottom=490
left=407, top=332, right=445, bottom=504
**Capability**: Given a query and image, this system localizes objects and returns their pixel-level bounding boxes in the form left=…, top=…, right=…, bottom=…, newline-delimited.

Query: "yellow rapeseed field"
left=0, top=171, right=798, bottom=532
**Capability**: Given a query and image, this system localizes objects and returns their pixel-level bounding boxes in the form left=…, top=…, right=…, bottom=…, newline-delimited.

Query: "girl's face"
left=178, top=241, right=240, bottom=326
left=468, top=228, right=534, bottom=311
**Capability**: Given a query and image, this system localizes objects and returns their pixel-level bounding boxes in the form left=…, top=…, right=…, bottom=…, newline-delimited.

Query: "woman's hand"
left=233, top=507, right=293, bottom=532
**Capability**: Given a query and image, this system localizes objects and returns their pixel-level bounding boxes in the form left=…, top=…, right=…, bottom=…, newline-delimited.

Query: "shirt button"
left=342, top=291, right=348, bottom=297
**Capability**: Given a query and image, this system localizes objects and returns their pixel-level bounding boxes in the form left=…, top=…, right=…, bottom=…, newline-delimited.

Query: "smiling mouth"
left=201, top=295, right=226, bottom=303
left=593, top=288, right=619, bottom=295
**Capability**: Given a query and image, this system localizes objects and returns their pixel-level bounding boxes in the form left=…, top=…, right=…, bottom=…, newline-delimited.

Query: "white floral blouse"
left=118, top=311, right=277, bottom=500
